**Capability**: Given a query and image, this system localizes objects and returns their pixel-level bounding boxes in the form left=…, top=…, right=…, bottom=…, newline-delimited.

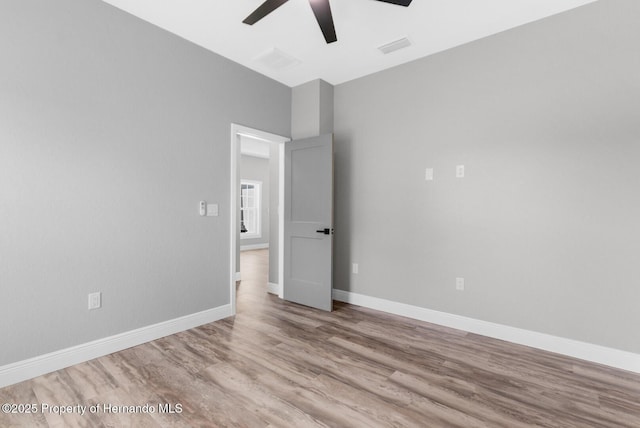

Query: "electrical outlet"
left=88, top=292, right=102, bottom=310
left=456, top=165, right=465, bottom=178
left=456, top=277, right=465, bottom=291
left=352, top=263, right=359, bottom=274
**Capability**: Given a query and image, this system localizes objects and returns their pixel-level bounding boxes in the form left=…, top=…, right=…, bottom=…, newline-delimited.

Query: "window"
left=240, top=180, right=261, bottom=239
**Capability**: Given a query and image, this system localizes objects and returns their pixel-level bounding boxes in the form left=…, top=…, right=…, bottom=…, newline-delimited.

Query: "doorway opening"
left=229, top=124, right=289, bottom=315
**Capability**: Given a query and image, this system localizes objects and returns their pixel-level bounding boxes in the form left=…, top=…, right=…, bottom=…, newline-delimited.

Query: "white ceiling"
left=101, top=0, right=596, bottom=87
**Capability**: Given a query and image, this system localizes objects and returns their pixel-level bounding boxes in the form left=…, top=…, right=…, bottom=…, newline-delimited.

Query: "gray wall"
left=291, top=79, right=334, bottom=139
left=240, top=155, right=270, bottom=247
left=334, top=0, right=640, bottom=353
left=0, top=0, right=290, bottom=366
left=319, top=80, right=334, bottom=138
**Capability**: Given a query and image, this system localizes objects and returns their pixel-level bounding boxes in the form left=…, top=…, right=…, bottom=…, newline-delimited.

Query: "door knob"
left=316, top=228, right=332, bottom=235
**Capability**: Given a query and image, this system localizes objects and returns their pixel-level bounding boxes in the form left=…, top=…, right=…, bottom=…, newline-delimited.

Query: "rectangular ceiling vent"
left=255, top=48, right=301, bottom=71
left=377, top=37, right=412, bottom=55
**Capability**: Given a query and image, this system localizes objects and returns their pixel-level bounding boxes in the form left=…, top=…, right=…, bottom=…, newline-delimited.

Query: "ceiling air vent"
left=255, top=48, right=301, bottom=71
left=377, top=37, right=411, bottom=55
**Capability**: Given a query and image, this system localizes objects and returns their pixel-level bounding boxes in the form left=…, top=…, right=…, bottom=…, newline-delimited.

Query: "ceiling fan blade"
left=375, top=0, right=413, bottom=6
left=243, top=0, right=290, bottom=25
left=308, top=0, right=337, bottom=44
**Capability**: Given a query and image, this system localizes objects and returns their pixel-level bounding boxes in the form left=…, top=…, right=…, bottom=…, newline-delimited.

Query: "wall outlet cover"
left=88, top=292, right=102, bottom=310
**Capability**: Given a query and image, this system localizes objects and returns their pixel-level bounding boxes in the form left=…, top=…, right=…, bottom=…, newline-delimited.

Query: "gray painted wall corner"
left=0, top=0, right=290, bottom=366
left=333, top=0, right=640, bottom=354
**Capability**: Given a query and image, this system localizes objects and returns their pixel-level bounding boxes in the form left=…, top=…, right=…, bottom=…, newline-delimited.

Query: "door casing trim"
left=230, top=124, right=289, bottom=314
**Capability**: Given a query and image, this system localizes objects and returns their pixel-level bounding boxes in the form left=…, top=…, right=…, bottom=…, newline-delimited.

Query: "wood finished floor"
left=2, top=249, right=640, bottom=427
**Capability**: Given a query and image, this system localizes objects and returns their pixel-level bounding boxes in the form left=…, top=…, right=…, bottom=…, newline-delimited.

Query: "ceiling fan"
left=243, top=0, right=413, bottom=44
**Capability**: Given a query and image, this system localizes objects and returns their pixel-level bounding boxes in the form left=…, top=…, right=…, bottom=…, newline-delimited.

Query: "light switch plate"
left=206, top=204, right=219, bottom=217
left=425, top=168, right=434, bottom=181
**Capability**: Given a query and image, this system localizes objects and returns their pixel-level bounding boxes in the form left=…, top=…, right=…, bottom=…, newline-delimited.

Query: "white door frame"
left=230, top=124, right=289, bottom=314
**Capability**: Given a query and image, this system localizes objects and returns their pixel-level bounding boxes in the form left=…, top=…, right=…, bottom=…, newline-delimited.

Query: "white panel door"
left=283, top=134, right=333, bottom=311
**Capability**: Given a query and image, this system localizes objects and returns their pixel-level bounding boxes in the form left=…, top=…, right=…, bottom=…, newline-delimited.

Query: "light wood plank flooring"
left=2, top=249, right=639, bottom=427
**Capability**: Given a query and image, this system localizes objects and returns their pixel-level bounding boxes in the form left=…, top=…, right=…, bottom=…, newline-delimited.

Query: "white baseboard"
left=0, top=304, right=233, bottom=389
left=267, top=282, right=281, bottom=295
left=240, top=243, right=269, bottom=251
left=332, top=289, right=640, bottom=374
